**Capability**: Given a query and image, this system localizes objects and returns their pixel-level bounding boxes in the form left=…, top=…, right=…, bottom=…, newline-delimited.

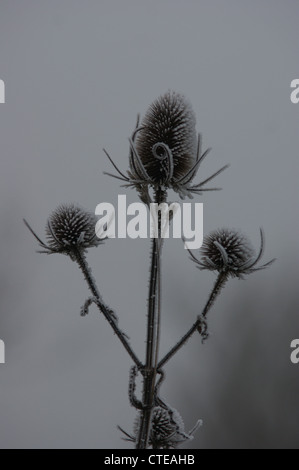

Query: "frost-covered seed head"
left=131, top=405, right=199, bottom=449
left=190, top=228, right=274, bottom=279
left=150, top=407, right=177, bottom=446
left=104, top=90, right=228, bottom=201
left=201, top=229, right=254, bottom=274
left=45, top=204, right=101, bottom=255
left=133, top=406, right=177, bottom=448
left=135, top=91, right=197, bottom=184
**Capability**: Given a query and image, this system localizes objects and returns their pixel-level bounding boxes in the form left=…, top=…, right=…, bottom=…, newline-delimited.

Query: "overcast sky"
left=0, top=0, right=298, bottom=448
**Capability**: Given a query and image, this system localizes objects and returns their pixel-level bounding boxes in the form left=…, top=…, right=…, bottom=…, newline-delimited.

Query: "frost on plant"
left=24, top=204, right=103, bottom=260
left=104, top=90, right=229, bottom=203
left=192, top=228, right=275, bottom=279
left=119, top=404, right=202, bottom=449
left=24, top=90, right=274, bottom=449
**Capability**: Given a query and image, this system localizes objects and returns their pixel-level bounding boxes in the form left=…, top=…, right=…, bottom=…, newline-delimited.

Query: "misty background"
left=0, top=0, right=298, bottom=448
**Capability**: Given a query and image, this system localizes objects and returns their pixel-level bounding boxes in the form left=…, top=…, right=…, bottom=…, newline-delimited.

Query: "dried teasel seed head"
left=202, top=229, right=254, bottom=273
left=191, top=228, right=275, bottom=279
left=130, top=405, right=201, bottom=449
left=150, top=406, right=177, bottom=446
left=45, top=204, right=101, bottom=256
left=135, top=90, right=197, bottom=185
left=104, top=90, right=229, bottom=201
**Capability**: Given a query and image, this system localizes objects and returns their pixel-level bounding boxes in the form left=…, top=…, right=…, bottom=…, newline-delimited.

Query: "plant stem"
left=158, top=272, right=227, bottom=369
left=136, top=188, right=165, bottom=449
left=136, top=238, right=159, bottom=448
left=75, top=249, right=142, bottom=369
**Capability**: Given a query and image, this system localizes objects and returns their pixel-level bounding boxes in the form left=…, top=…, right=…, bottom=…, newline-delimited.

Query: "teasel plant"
left=24, top=91, right=275, bottom=449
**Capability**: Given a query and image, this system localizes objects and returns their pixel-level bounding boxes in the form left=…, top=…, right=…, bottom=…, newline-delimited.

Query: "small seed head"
left=45, top=204, right=101, bottom=256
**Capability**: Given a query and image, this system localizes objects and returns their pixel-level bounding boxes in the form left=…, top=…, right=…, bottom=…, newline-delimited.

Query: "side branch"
left=75, top=249, right=143, bottom=370
left=158, top=272, right=227, bottom=369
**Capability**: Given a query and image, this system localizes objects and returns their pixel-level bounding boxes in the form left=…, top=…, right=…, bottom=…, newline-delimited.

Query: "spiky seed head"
left=104, top=90, right=228, bottom=200
left=136, top=91, right=197, bottom=184
left=188, top=228, right=275, bottom=279
left=131, top=405, right=199, bottom=449
left=133, top=406, right=176, bottom=448
left=150, top=407, right=177, bottom=446
left=45, top=204, right=100, bottom=256
left=201, top=229, right=254, bottom=273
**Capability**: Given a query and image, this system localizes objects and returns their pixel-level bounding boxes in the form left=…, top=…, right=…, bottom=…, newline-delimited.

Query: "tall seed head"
left=136, top=91, right=197, bottom=184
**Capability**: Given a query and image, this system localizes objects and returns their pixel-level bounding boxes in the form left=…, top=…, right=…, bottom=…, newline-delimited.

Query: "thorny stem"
left=154, top=240, right=162, bottom=383
left=136, top=238, right=160, bottom=449
left=157, top=272, right=227, bottom=370
left=136, top=188, right=166, bottom=449
left=74, top=249, right=142, bottom=369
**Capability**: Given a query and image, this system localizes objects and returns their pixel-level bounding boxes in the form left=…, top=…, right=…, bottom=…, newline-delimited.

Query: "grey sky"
left=0, top=0, right=298, bottom=448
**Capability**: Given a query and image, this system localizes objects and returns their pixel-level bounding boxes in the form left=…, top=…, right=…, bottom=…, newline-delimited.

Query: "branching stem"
left=75, top=249, right=142, bottom=370
left=158, top=272, right=227, bottom=369
left=136, top=188, right=166, bottom=449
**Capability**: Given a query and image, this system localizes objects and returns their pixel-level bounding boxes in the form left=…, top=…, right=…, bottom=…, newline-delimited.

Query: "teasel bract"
left=24, top=203, right=103, bottom=261
left=189, top=228, right=275, bottom=280
left=104, top=90, right=229, bottom=203
left=119, top=404, right=201, bottom=449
